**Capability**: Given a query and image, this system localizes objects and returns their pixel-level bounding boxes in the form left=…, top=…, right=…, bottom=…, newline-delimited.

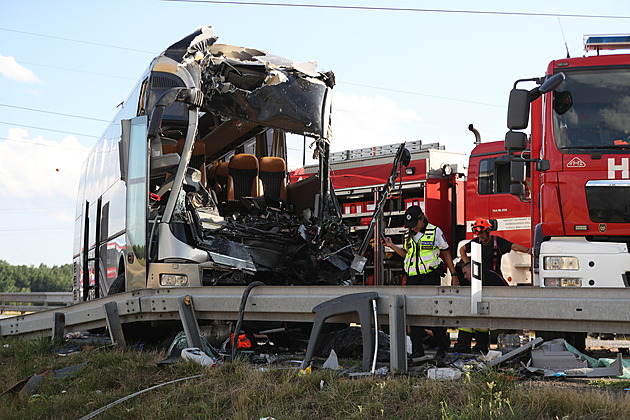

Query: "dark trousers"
left=407, top=271, right=450, bottom=353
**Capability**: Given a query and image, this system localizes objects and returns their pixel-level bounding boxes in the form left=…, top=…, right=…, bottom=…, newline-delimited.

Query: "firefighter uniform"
left=452, top=218, right=529, bottom=353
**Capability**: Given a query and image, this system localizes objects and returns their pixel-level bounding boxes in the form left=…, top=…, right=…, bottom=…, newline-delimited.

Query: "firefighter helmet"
left=471, top=218, right=492, bottom=236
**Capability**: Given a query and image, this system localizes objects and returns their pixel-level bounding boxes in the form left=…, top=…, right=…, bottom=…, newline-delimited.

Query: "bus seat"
left=227, top=154, right=262, bottom=201
left=286, top=174, right=319, bottom=217
left=259, top=156, right=287, bottom=201
left=215, top=161, right=230, bottom=202
left=162, top=137, right=184, bottom=155
left=206, top=162, right=219, bottom=191
left=189, top=139, right=206, bottom=171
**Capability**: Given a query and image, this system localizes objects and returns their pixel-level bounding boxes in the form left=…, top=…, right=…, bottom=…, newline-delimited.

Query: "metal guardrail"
left=3, top=285, right=630, bottom=373
left=0, top=292, right=73, bottom=314
left=3, top=286, right=630, bottom=339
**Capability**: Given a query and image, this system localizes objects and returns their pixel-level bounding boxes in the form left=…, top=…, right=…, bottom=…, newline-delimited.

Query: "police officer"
left=382, top=205, right=458, bottom=359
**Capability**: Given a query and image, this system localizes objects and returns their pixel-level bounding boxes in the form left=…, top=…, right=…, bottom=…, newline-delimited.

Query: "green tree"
left=0, top=260, right=72, bottom=292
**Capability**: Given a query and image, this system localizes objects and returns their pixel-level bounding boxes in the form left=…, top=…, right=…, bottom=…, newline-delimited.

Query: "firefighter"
left=382, top=205, right=458, bottom=359
left=451, top=218, right=530, bottom=353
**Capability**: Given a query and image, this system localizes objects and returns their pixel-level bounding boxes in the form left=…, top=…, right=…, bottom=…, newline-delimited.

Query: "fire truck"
left=290, top=134, right=532, bottom=286
left=505, top=34, right=630, bottom=289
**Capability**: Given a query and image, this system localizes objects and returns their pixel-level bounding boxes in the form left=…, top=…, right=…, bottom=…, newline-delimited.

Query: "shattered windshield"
left=553, top=68, right=630, bottom=151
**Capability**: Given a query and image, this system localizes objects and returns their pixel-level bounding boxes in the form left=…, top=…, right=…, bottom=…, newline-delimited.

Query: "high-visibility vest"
left=404, top=224, right=441, bottom=276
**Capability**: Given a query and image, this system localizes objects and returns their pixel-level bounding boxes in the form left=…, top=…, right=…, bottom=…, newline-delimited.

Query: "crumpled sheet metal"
left=486, top=337, right=627, bottom=378
left=529, top=339, right=588, bottom=370
left=525, top=353, right=624, bottom=378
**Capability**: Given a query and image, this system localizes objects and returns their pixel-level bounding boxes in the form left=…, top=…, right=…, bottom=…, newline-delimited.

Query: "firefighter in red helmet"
left=451, top=218, right=530, bottom=353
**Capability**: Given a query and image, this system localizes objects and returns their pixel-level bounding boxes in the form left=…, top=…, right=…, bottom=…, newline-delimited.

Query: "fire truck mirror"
left=510, top=183, right=526, bottom=197
left=507, top=89, right=530, bottom=130
left=504, top=130, right=527, bottom=152
left=553, top=90, right=573, bottom=116
left=510, top=160, right=526, bottom=184
left=536, top=159, right=550, bottom=171
left=539, top=72, right=565, bottom=94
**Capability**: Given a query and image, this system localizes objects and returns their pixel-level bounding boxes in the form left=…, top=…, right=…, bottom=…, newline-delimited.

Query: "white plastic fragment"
left=427, top=368, right=462, bottom=381
left=181, top=347, right=217, bottom=367
left=322, top=349, right=341, bottom=370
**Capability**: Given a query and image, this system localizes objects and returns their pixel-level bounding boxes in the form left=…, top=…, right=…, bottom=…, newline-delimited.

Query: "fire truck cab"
left=506, top=34, right=630, bottom=289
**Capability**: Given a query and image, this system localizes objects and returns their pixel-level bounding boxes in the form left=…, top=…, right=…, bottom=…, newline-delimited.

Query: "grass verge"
left=1, top=336, right=630, bottom=419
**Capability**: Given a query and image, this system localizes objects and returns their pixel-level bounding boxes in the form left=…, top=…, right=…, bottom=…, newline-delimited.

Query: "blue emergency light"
left=584, top=34, right=630, bottom=52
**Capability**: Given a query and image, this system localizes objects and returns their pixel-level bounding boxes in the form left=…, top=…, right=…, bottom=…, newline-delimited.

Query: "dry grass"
left=1, top=336, right=630, bottom=419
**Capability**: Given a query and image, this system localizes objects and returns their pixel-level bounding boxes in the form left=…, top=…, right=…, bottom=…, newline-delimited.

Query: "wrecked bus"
left=72, top=26, right=362, bottom=303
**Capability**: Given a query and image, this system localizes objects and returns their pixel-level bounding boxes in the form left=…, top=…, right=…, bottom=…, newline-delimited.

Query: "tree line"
left=0, top=260, right=72, bottom=292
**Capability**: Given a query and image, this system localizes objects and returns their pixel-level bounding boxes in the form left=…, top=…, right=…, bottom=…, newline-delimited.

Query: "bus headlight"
left=544, top=278, right=582, bottom=287
left=160, top=274, right=189, bottom=286
left=544, top=256, right=579, bottom=270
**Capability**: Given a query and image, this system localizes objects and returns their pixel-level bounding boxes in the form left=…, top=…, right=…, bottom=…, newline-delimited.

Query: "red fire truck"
left=505, top=34, right=630, bottom=289
left=290, top=135, right=532, bottom=286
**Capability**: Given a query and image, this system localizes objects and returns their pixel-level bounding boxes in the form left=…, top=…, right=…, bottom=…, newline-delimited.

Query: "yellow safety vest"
left=404, top=224, right=441, bottom=276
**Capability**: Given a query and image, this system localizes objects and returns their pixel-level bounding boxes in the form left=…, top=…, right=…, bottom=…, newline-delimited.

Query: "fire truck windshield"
left=553, top=68, right=630, bottom=152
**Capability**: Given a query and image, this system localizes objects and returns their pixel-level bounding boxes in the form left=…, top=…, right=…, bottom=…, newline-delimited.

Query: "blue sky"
left=1, top=0, right=629, bottom=266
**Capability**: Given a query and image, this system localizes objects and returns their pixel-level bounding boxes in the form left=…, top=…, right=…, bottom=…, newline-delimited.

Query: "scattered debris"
left=18, top=374, right=44, bottom=397
left=427, top=367, right=462, bottom=381
left=181, top=348, right=218, bottom=367
left=524, top=339, right=625, bottom=378
left=54, top=362, right=89, bottom=379
left=322, top=349, right=341, bottom=370
left=487, top=337, right=543, bottom=368
left=162, top=331, right=220, bottom=365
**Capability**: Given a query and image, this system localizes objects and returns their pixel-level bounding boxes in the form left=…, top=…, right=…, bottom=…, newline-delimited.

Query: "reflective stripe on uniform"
left=404, top=224, right=441, bottom=276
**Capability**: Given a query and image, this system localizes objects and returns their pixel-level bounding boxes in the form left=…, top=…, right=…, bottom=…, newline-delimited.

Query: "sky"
left=1, top=0, right=630, bottom=266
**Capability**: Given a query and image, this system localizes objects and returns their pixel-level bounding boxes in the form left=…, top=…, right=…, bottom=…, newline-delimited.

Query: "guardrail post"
left=104, top=302, right=127, bottom=349
left=178, top=295, right=203, bottom=349
left=389, top=295, right=408, bottom=372
left=52, top=313, right=65, bottom=342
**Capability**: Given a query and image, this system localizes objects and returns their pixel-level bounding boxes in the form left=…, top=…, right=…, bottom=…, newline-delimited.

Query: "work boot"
left=450, top=330, right=473, bottom=353
left=472, top=330, right=490, bottom=353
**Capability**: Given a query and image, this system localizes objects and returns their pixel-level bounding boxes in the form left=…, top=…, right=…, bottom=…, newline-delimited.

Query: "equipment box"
left=343, top=203, right=364, bottom=214
left=404, top=198, right=423, bottom=209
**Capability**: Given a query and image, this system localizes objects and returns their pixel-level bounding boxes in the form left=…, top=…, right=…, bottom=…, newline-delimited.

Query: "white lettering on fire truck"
left=608, top=157, right=629, bottom=179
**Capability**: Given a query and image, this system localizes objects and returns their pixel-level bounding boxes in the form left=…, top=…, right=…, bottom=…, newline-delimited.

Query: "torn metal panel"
left=529, top=339, right=587, bottom=370
left=486, top=337, right=543, bottom=368
left=196, top=41, right=335, bottom=139
left=525, top=353, right=624, bottom=378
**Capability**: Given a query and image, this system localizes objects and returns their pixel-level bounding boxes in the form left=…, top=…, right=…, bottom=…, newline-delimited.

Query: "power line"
left=0, top=27, right=157, bottom=54
left=0, top=122, right=99, bottom=139
left=0, top=104, right=109, bottom=122
left=163, top=0, right=630, bottom=19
